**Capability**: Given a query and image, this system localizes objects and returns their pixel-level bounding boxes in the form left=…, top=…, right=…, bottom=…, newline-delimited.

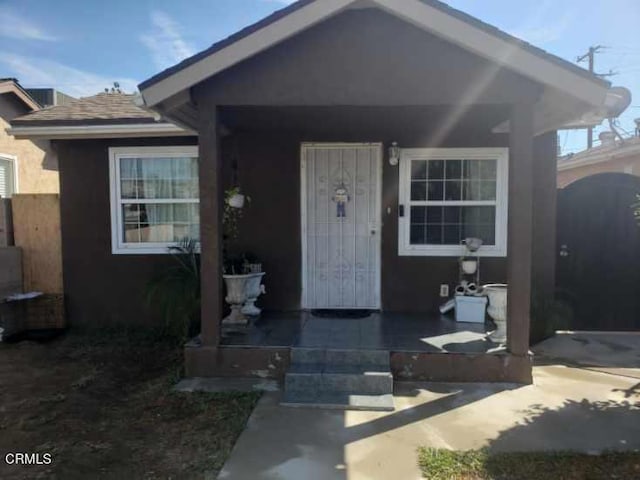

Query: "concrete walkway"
left=218, top=334, right=640, bottom=479
left=533, top=331, right=640, bottom=378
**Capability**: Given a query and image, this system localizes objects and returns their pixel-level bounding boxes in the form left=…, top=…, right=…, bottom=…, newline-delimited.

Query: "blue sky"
left=1, top=0, right=638, bottom=154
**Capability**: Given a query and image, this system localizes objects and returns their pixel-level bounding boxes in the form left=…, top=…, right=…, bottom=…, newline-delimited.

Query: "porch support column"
left=198, top=103, right=223, bottom=346
left=531, top=132, right=558, bottom=342
left=506, top=102, right=534, bottom=356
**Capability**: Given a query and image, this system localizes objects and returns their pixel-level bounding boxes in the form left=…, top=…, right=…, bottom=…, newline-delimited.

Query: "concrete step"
left=323, top=371, right=393, bottom=394
left=281, top=391, right=394, bottom=411
left=285, top=371, right=392, bottom=396
left=290, top=347, right=326, bottom=365
left=290, top=348, right=389, bottom=369
left=325, top=349, right=390, bottom=368
left=285, top=348, right=394, bottom=410
left=287, top=362, right=390, bottom=375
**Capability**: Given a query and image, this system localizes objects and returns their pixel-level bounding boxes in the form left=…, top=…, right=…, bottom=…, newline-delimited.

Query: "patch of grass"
left=0, top=333, right=262, bottom=479
left=418, top=448, right=640, bottom=480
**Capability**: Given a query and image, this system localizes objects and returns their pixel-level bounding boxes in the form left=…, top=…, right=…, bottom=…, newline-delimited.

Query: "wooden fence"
left=11, top=194, right=63, bottom=294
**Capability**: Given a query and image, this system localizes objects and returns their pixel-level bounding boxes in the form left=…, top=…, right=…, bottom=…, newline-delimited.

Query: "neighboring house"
left=9, top=0, right=630, bottom=386
left=558, top=129, right=640, bottom=188
left=0, top=78, right=59, bottom=196
left=8, top=91, right=195, bottom=328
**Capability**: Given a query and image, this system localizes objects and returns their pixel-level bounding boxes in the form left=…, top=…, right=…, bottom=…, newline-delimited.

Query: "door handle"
left=559, top=244, right=569, bottom=257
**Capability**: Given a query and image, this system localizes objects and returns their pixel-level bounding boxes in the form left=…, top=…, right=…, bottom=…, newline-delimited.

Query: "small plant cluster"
left=530, top=289, right=573, bottom=344
left=145, top=185, right=258, bottom=340
left=223, top=186, right=250, bottom=240
left=223, top=252, right=261, bottom=275
left=146, top=237, right=201, bottom=343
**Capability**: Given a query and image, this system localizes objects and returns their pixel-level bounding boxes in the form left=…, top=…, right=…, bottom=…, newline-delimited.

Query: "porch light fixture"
left=388, top=142, right=400, bottom=166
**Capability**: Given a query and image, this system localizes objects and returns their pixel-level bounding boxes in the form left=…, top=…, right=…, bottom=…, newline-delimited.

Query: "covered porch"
left=186, top=100, right=546, bottom=383
left=134, top=2, right=614, bottom=384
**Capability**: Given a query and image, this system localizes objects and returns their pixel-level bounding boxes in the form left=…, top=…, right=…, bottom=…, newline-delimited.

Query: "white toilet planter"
left=222, top=274, right=252, bottom=325
left=483, top=284, right=508, bottom=343
left=242, top=272, right=266, bottom=316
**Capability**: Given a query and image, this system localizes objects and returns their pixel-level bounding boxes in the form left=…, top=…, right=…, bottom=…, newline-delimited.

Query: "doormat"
left=311, top=309, right=372, bottom=319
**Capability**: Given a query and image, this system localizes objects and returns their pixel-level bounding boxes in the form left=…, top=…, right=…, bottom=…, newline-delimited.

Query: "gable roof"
left=8, top=92, right=190, bottom=139
left=139, top=0, right=611, bottom=110
left=0, top=78, right=41, bottom=111
left=140, top=0, right=607, bottom=96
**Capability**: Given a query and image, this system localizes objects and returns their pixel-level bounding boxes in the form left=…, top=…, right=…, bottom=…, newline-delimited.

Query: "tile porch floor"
left=221, top=311, right=505, bottom=354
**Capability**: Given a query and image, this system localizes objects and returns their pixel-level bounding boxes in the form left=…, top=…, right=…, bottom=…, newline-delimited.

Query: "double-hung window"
left=109, top=146, right=199, bottom=254
left=398, top=148, right=508, bottom=256
left=0, top=155, right=17, bottom=198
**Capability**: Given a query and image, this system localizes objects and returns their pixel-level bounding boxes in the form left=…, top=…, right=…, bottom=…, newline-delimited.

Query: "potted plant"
left=223, top=186, right=249, bottom=232
left=460, top=256, right=478, bottom=275
left=221, top=189, right=267, bottom=321
left=221, top=188, right=260, bottom=326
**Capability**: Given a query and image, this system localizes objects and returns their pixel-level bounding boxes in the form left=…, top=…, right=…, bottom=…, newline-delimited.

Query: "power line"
left=576, top=45, right=619, bottom=148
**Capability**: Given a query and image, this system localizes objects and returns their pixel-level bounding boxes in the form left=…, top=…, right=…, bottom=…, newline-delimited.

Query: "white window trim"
left=0, top=153, right=19, bottom=197
left=109, top=146, right=199, bottom=255
left=398, top=147, right=509, bottom=257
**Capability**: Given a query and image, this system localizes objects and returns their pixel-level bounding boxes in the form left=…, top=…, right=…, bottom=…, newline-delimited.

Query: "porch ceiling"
left=219, top=105, right=510, bottom=141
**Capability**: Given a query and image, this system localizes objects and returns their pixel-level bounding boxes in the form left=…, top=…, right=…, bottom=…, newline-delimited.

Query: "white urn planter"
left=483, top=284, right=508, bottom=343
left=222, top=274, right=252, bottom=325
left=242, top=272, right=266, bottom=316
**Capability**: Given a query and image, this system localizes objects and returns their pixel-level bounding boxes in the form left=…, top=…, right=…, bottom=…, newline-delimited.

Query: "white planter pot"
left=242, top=272, right=266, bottom=316
left=483, top=284, right=508, bottom=343
left=222, top=274, right=251, bottom=325
left=227, top=193, right=245, bottom=209
left=461, top=259, right=478, bottom=275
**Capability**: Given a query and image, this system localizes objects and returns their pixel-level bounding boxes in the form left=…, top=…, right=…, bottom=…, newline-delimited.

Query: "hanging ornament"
left=332, top=184, right=350, bottom=218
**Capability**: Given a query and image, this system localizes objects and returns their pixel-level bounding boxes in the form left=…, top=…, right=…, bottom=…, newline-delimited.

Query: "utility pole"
left=577, top=45, right=611, bottom=149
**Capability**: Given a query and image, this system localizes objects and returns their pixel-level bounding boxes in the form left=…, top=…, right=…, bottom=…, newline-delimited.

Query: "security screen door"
left=301, top=143, right=381, bottom=309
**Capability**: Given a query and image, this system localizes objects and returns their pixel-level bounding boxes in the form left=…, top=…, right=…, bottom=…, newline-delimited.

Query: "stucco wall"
left=196, top=8, right=540, bottom=107
left=220, top=107, right=512, bottom=313
left=0, top=94, right=58, bottom=194
left=558, top=153, right=640, bottom=188
left=54, top=125, right=556, bottom=325
left=220, top=124, right=555, bottom=314
left=56, top=137, right=197, bottom=327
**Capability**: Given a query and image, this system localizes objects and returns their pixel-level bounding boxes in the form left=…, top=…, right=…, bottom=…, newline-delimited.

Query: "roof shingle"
left=11, top=92, right=164, bottom=126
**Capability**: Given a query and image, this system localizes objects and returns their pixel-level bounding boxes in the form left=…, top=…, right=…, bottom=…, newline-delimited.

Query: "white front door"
left=301, top=143, right=381, bottom=309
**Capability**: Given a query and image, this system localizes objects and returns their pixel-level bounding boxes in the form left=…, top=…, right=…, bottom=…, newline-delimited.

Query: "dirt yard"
left=0, top=332, right=260, bottom=479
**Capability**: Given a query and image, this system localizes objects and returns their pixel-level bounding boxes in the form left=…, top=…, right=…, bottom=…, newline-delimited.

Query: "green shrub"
left=146, top=237, right=200, bottom=343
